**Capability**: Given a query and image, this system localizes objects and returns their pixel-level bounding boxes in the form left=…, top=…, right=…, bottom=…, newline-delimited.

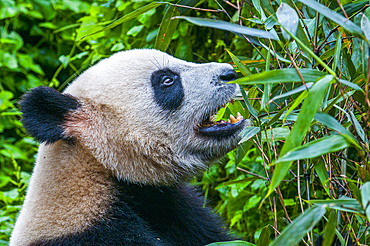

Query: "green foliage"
left=1, top=0, right=370, bottom=245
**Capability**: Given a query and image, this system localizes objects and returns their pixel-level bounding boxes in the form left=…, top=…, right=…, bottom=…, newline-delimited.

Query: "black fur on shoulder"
left=19, top=86, right=80, bottom=144
left=28, top=181, right=234, bottom=246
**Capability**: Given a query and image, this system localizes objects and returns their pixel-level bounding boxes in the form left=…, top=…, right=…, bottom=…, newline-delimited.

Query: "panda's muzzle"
left=195, top=68, right=245, bottom=138
left=196, top=110, right=245, bottom=138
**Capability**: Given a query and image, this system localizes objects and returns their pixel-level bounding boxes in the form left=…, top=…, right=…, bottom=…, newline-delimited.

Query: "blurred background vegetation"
left=0, top=0, right=369, bottom=245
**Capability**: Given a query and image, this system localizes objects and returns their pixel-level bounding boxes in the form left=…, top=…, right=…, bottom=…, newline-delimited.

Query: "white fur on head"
left=63, top=49, right=243, bottom=184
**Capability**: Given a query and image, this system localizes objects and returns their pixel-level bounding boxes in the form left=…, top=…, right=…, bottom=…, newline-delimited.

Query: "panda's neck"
left=12, top=141, right=231, bottom=246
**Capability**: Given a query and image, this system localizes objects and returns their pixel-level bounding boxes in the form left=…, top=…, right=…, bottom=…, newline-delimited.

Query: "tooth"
left=226, top=119, right=231, bottom=123
left=230, top=115, right=237, bottom=124
left=236, top=112, right=242, bottom=119
left=220, top=120, right=225, bottom=123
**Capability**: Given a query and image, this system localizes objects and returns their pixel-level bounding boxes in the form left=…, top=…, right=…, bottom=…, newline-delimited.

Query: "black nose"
left=219, top=69, right=237, bottom=82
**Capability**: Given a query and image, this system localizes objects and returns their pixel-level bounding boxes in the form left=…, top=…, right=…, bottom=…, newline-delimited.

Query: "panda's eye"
left=162, top=76, right=174, bottom=86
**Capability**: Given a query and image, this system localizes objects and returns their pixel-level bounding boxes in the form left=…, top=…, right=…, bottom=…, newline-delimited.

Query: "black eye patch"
left=151, top=68, right=184, bottom=110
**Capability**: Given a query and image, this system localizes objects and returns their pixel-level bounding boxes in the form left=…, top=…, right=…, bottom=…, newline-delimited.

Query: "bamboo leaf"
left=261, top=48, right=272, bottom=111
left=348, top=181, right=362, bottom=203
left=339, top=79, right=364, bottom=91
left=267, top=75, right=333, bottom=197
left=231, top=69, right=327, bottom=85
left=239, top=85, right=259, bottom=119
left=314, top=112, right=360, bottom=148
left=275, top=135, right=351, bottom=164
left=270, top=205, right=327, bottom=246
left=266, top=100, right=295, bottom=127
left=349, top=111, right=367, bottom=143
left=270, top=82, right=313, bottom=102
left=175, top=16, right=278, bottom=40
left=315, top=160, right=330, bottom=196
left=226, top=50, right=251, bottom=76
left=155, top=5, right=180, bottom=51
left=261, top=127, right=290, bottom=142
left=282, top=90, right=308, bottom=124
left=257, top=225, right=271, bottom=246
left=297, top=0, right=364, bottom=38
left=361, top=13, right=370, bottom=43
left=322, top=210, right=337, bottom=246
left=311, top=198, right=364, bottom=213
left=235, top=141, right=253, bottom=165
left=332, top=29, right=343, bottom=71
left=361, top=182, right=370, bottom=222
left=276, top=3, right=299, bottom=41
left=239, top=127, right=261, bottom=144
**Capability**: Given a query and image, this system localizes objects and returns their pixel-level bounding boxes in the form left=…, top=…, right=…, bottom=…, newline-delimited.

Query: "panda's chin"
left=196, top=119, right=245, bottom=138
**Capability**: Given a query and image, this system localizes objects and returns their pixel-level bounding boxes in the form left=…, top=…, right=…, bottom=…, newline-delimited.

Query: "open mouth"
left=195, top=103, right=245, bottom=138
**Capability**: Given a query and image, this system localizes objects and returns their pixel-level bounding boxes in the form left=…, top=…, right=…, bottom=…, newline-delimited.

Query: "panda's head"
left=21, top=49, right=245, bottom=185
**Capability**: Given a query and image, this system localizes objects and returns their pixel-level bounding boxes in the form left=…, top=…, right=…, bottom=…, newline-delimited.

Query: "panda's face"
left=31, top=50, right=245, bottom=184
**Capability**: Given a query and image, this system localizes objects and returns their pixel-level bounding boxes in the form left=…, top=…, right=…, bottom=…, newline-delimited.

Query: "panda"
left=10, top=49, right=246, bottom=246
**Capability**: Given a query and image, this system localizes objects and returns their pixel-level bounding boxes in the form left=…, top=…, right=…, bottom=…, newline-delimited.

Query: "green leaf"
left=175, top=16, right=278, bottom=40
left=276, top=3, right=298, bottom=41
left=361, top=182, right=370, bottom=222
left=206, top=240, right=256, bottom=246
left=339, top=79, right=364, bottom=91
left=275, top=135, right=351, bottom=164
left=297, top=0, right=364, bottom=38
left=266, top=100, right=295, bottom=127
left=111, top=43, right=125, bottom=52
left=362, top=40, right=369, bottom=79
left=361, top=13, right=370, bottom=43
left=322, top=210, right=337, bottom=246
left=314, top=112, right=360, bottom=148
left=59, top=55, right=70, bottom=69
left=127, top=25, right=144, bottom=37
left=239, top=85, right=258, bottom=119
left=257, top=225, right=271, bottom=246
left=239, top=127, right=261, bottom=144
left=155, top=5, right=180, bottom=51
left=332, top=29, right=342, bottom=71
left=349, top=111, right=367, bottom=144
left=348, top=181, right=362, bottom=202
left=270, top=82, right=313, bottom=102
left=235, top=141, right=253, bottom=165
left=270, top=205, right=327, bottom=246
left=1, top=52, right=18, bottom=69
left=261, top=127, right=290, bottom=142
left=311, top=198, right=364, bottom=213
left=228, top=100, right=245, bottom=119
left=226, top=50, right=251, bottom=76
left=282, top=90, right=308, bottom=125
left=267, top=75, right=333, bottom=197
left=315, top=160, right=330, bottom=196
left=261, top=49, right=271, bottom=111
left=231, top=69, right=327, bottom=85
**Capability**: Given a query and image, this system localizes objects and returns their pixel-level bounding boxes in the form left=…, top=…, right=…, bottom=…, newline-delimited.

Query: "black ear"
left=20, top=86, right=80, bottom=144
